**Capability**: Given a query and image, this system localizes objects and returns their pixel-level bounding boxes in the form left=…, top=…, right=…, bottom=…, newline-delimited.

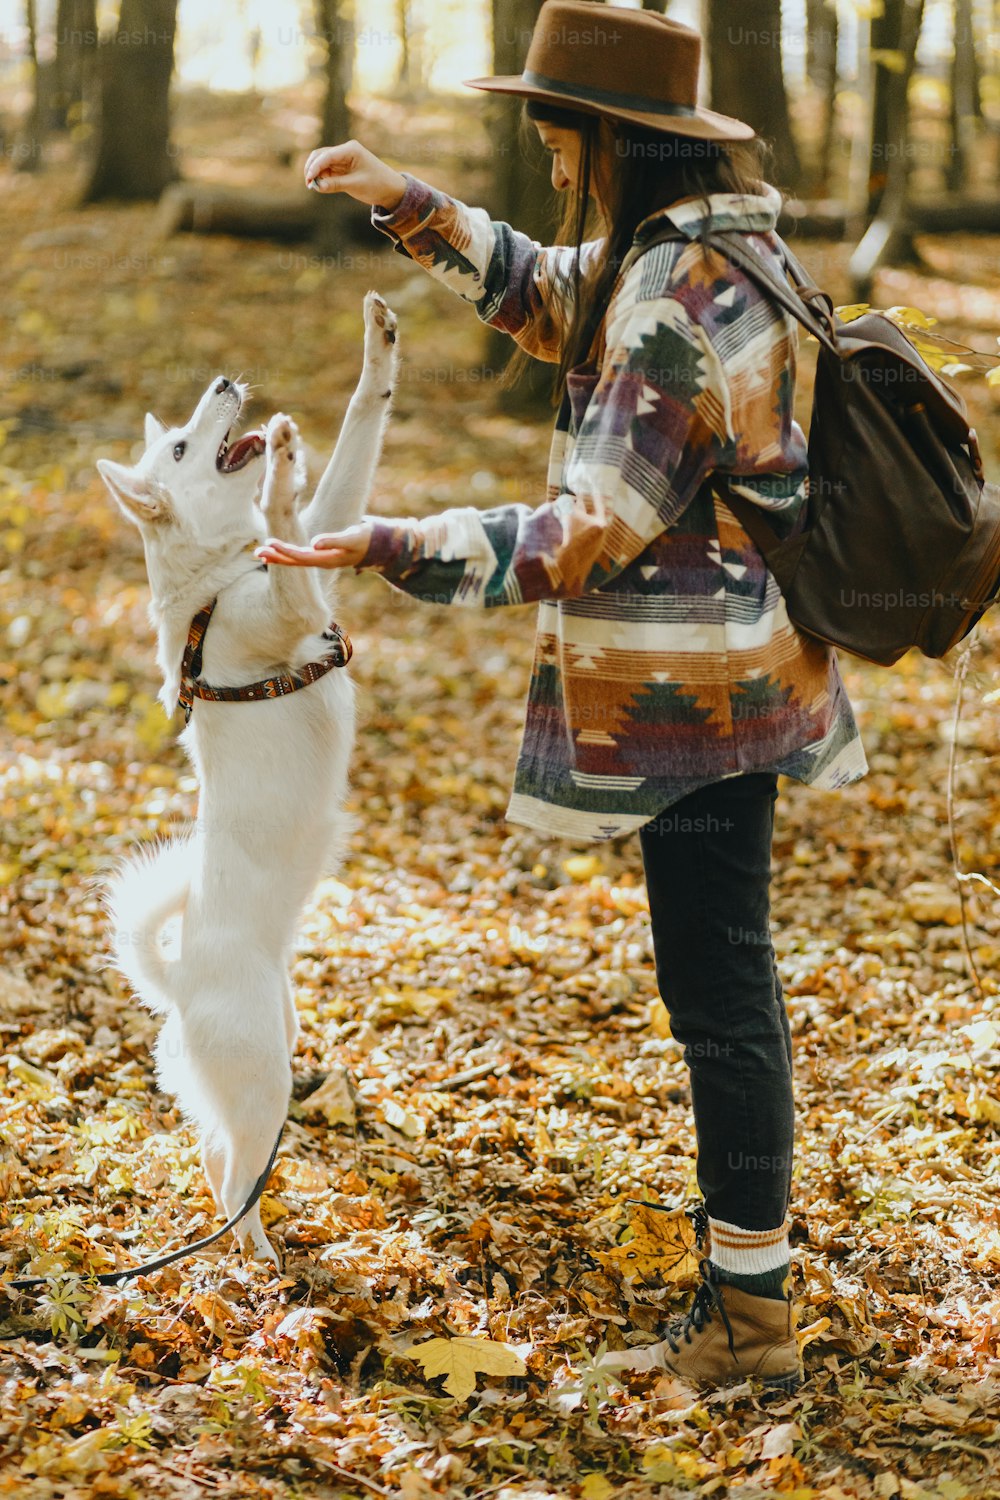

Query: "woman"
left=260, top=1, right=867, bottom=1393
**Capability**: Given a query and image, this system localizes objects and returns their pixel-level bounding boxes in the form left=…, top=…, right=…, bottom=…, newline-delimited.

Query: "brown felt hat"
left=464, top=0, right=754, bottom=142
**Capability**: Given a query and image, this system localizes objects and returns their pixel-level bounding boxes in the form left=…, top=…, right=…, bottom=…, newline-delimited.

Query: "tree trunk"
left=54, top=0, right=98, bottom=130
left=396, top=0, right=410, bottom=91
left=849, top=0, right=927, bottom=297
left=947, top=0, right=977, bottom=192
left=313, top=0, right=355, bottom=253
left=395, top=0, right=427, bottom=97
left=17, top=0, right=48, bottom=170
left=706, top=0, right=801, bottom=191
left=805, top=0, right=838, bottom=193
left=82, top=0, right=178, bottom=202
left=867, top=0, right=924, bottom=216
left=805, top=0, right=826, bottom=87
left=487, top=0, right=555, bottom=412
left=317, top=0, right=351, bottom=145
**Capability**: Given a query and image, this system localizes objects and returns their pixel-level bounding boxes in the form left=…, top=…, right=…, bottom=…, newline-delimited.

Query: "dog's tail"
left=102, top=836, right=194, bottom=1013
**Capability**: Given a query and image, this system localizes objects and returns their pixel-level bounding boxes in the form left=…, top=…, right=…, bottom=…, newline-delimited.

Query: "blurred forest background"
left=3, top=3, right=1000, bottom=1499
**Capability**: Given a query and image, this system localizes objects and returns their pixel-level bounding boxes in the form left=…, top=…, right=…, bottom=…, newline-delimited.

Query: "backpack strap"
left=613, top=219, right=837, bottom=339
left=702, top=229, right=841, bottom=357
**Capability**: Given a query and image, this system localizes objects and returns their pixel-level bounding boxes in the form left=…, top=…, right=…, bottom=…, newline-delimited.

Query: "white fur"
left=99, top=291, right=398, bottom=1265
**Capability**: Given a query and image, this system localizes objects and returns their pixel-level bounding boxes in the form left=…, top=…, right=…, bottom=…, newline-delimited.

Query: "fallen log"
left=155, top=182, right=371, bottom=244
left=154, top=182, right=1000, bottom=264
left=778, top=195, right=1000, bottom=244
left=909, top=197, right=1000, bottom=234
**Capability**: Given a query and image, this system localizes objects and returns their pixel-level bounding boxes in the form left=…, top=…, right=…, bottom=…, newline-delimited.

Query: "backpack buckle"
left=968, top=427, right=985, bottom=483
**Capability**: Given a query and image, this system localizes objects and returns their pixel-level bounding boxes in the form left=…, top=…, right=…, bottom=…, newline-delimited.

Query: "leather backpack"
left=615, top=225, right=1000, bottom=666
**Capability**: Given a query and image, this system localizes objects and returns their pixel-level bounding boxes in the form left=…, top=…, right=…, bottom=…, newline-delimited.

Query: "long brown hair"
left=503, top=102, right=771, bottom=404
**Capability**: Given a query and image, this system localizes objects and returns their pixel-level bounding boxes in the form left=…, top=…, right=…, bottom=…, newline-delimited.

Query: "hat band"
left=522, top=68, right=697, bottom=118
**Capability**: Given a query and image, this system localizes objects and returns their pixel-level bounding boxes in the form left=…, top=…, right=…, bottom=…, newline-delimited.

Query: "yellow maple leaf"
left=581, top=1475, right=615, bottom=1500
left=643, top=1444, right=715, bottom=1483
left=884, top=304, right=938, bottom=329
left=410, top=1336, right=526, bottom=1399
left=597, top=1201, right=701, bottom=1283
left=833, top=303, right=871, bottom=323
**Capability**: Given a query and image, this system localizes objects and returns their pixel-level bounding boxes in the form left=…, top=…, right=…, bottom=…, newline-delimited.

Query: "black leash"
left=3, top=1122, right=285, bottom=1293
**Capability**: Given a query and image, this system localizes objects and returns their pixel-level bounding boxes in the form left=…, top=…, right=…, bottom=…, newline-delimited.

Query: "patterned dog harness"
left=177, top=589, right=353, bottom=725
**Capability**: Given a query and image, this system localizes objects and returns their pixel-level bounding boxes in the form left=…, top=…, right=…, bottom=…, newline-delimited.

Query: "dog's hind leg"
left=222, top=1109, right=287, bottom=1268
left=202, top=1138, right=226, bottom=1214
left=282, top=976, right=299, bottom=1058
left=301, top=291, right=398, bottom=539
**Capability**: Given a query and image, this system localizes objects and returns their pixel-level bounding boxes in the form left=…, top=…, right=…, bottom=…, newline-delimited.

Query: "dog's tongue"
left=221, top=431, right=266, bottom=472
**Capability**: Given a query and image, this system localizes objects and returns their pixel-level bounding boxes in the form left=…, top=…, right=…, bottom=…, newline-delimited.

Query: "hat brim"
left=464, top=74, right=755, bottom=142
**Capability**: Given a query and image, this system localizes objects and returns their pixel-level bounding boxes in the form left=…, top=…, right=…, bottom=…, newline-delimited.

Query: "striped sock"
left=708, top=1213, right=792, bottom=1301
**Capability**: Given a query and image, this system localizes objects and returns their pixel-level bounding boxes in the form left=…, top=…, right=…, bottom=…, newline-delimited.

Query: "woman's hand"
left=256, top=523, right=374, bottom=571
left=304, top=141, right=407, bottom=210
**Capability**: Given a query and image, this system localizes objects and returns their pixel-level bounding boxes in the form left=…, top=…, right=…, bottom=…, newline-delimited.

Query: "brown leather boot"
left=659, top=1257, right=803, bottom=1392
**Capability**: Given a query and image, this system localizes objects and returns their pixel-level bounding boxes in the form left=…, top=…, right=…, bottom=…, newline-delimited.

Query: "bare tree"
left=706, top=0, right=801, bottom=191
left=947, top=0, right=978, bottom=191
left=316, top=0, right=351, bottom=145
left=848, top=0, right=927, bottom=297
left=393, top=0, right=430, bottom=97
left=312, top=0, right=356, bottom=251
left=805, top=0, right=839, bottom=194
left=53, top=0, right=98, bottom=130
left=82, top=0, right=178, bottom=202
left=488, top=0, right=556, bottom=410
left=17, top=0, right=49, bottom=170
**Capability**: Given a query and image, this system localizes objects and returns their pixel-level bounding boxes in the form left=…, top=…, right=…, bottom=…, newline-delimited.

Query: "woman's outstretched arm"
left=259, top=278, right=732, bottom=607
left=305, top=141, right=597, bottom=361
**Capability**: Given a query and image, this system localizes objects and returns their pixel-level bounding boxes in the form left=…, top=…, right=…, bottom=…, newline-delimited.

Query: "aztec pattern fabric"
left=177, top=598, right=352, bottom=725
left=363, top=175, right=867, bottom=840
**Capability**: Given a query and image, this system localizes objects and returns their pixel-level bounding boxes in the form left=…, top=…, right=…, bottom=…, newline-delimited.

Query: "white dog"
left=97, top=292, right=397, bottom=1265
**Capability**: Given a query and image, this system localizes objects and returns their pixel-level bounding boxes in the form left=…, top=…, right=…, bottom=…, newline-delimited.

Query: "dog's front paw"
left=262, top=412, right=306, bottom=514
left=365, top=289, right=397, bottom=346
left=266, top=411, right=300, bottom=464
left=362, top=291, right=398, bottom=398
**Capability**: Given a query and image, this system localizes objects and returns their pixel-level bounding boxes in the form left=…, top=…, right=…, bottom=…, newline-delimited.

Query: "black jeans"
left=639, top=771, right=793, bottom=1233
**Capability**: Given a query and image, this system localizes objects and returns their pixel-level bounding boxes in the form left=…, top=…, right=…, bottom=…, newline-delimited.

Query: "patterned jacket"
left=361, top=174, right=867, bottom=841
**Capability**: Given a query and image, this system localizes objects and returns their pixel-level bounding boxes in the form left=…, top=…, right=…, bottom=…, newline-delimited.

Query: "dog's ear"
left=144, top=413, right=167, bottom=448
left=97, top=459, right=171, bottom=524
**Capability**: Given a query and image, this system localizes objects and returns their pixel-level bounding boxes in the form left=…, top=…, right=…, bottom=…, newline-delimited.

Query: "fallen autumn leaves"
left=3, top=93, right=1000, bottom=1500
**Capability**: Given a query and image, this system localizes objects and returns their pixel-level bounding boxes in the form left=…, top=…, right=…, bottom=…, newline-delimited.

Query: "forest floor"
left=2, top=86, right=1000, bottom=1500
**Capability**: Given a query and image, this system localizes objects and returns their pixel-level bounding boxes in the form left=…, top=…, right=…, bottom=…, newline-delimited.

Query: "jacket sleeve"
left=356, top=276, right=733, bottom=609
left=371, top=173, right=602, bottom=362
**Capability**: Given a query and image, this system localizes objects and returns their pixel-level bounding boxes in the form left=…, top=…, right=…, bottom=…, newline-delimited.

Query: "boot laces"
left=663, top=1256, right=737, bottom=1359
left=686, top=1200, right=709, bottom=1251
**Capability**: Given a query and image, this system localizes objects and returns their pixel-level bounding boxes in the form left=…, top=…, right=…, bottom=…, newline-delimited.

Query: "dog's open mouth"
left=216, top=427, right=266, bottom=473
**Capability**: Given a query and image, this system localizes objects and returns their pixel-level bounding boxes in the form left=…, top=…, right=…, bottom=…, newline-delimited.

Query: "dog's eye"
left=173, top=442, right=186, bottom=461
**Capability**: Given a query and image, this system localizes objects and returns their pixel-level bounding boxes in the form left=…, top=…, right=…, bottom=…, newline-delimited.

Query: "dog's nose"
left=214, top=378, right=234, bottom=395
